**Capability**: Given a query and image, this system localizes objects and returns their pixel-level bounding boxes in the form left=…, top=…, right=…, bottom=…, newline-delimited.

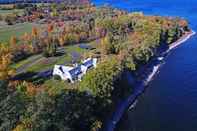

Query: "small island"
left=0, top=0, right=193, bottom=131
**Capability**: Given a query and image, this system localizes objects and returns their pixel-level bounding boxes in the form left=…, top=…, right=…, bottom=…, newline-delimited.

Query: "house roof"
left=69, top=66, right=82, bottom=79
left=55, top=65, right=73, bottom=74
left=53, top=58, right=96, bottom=82
left=82, top=59, right=94, bottom=68
left=59, top=66, right=64, bottom=74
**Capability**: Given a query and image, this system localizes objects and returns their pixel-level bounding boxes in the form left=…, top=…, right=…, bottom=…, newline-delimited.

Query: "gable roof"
left=69, top=66, right=82, bottom=79
left=82, top=59, right=94, bottom=68
left=53, top=58, right=97, bottom=82
left=59, top=66, right=64, bottom=74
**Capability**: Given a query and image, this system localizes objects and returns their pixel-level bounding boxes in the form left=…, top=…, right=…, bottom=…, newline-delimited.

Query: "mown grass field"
left=0, top=9, right=24, bottom=16
left=26, top=45, right=88, bottom=72
left=12, top=44, right=90, bottom=73
left=0, top=23, right=43, bottom=43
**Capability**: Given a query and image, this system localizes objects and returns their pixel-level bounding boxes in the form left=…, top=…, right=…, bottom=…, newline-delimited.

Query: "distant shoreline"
left=0, top=0, right=91, bottom=5
left=104, top=30, right=196, bottom=131
left=0, top=1, right=62, bottom=4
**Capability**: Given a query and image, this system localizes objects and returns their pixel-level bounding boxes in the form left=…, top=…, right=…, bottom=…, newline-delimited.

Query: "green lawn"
left=13, top=45, right=88, bottom=73
left=0, top=23, right=43, bottom=43
left=11, top=56, right=36, bottom=69
left=11, top=55, right=43, bottom=70
left=27, top=45, right=87, bottom=72
left=27, top=55, right=72, bottom=72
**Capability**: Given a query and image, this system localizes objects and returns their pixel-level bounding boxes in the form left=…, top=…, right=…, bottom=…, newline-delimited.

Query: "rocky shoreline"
left=104, top=30, right=196, bottom=131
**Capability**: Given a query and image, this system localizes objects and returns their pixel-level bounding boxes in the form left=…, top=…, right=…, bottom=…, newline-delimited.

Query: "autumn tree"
left=9, top=36, right=17, bottom=52
left=24, top=32, right=30, bottom=41
left=15, top=81, right=39, bottom=97
left=100, top=36, right=110, bottom=55
left=178, top=19, right=189, bottom=31
left=91, top=120, right=102, bottom=131
left=32, top=27, right=39, bottom=38
left=58, top=35, right=65, bottom=46
left=47, top=24, right=54, bottom=33
left=0, top=44, right=15, bottom=80
left=10, top=36, right=17, bottom=45
left=43, top=36, right=57, bottom=57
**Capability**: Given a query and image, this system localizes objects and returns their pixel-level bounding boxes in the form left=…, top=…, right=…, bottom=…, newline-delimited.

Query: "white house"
left=52, top=58, right=97, bottom=83
left=81, top=58, right=97, bottom=75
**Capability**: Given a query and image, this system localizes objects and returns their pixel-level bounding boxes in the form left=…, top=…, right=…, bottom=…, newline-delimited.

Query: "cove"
left=92, top=0, right=197, bottom=131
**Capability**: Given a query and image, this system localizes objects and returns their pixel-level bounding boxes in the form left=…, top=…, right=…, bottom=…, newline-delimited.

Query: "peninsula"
left=0, top=1, right=193, bottom=131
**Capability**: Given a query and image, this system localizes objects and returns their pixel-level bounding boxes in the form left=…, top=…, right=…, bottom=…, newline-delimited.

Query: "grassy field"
left=27, top=45, right=88, bottom=72
left=0, top=22, right=43, bottom=43
left=12, top=44, right=90, bottom=73
left=0, top=9, right=24, bottom=16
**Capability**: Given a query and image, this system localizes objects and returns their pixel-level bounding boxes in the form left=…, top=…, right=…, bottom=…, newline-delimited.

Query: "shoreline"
left=104, top=30, right=196, bottom=131
left=144, top=30, right=196, bottom=85
left=168, top=31, right=196, bottom=51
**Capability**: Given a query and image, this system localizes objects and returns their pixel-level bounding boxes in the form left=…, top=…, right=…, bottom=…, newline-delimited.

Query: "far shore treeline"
left=0, top=1, right=191, bottom=131
left=0, top=0, right=90, bottom=4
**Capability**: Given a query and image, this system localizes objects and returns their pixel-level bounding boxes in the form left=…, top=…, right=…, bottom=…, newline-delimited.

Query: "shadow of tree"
left=11, top=70, right=53, bottom=84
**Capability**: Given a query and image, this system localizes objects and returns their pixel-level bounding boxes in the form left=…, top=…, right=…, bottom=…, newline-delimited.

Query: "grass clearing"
left=0, top=22, right=43, bottom=43
left=22, top=45, right=88, bottom=72
left=11, top=55, right=43, bottom=70
left=0, top=9, right=24, bottom=16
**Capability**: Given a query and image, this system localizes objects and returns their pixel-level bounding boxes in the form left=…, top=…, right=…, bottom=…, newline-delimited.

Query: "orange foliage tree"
left=0, top=44, right=15, bottom=80
left=9, top=36, right=17, bottom=51
left=58, top=35, right=65, bottom=46
left=10, top=36, right=17, bottom=45
left=32, top=27, right=39, bottom=37
left=22, top=32, right=31, bottom=42
left=11, top=81, right=44, bottom=96
left=47, top=24, right=54, bottom=33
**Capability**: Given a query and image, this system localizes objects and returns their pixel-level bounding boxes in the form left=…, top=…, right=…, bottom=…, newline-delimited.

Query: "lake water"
left=92, top=0, right=197, bottom=131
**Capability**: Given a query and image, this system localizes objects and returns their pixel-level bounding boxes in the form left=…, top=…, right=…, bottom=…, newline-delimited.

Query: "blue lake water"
left=93, top=0, right=197, bottom=131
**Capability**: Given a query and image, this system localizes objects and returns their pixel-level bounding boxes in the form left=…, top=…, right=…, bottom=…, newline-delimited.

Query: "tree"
left=64, top=33, right=80, bottom=44
left=13, top=124, right=26, bottom=131
left=91, top=120, right=102, bottom=131
left=9, top=36, right=17, bottom=51
left=47, top=24, right=54, bottom=33
left=100, top=36, right=110, bottom=55
left=21, top=32, right=31, bottom=42
left=22, top=90, right=98, bottom=131
left=118, top=49, right=136, bottom=71
left=32, top=27, right=38, bottom=38
left=43, top=37, right=57, bottom=57
left=80, top=57, right=122, bottom=99
left=167, top=26, right=177, bottom=44
left=15, top=81, right=39, bottom=97
left=0, top=44, right=15, bottom=80
left=0, top=14, right=2, bottom=21
left=58, top=35, right=65, bottom=47
left=178, top=19, right=189, bottom=31
left=0, top=89, right=28, bottom=131
left=4, top=15, right=17, bottom=25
